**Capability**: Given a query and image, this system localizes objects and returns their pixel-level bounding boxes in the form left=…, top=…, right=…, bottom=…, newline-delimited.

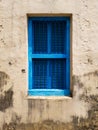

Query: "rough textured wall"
left=0, top=0, right=98, bottom=130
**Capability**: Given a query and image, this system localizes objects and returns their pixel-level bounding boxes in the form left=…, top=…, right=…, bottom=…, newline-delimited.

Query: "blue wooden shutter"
left=33, top=59, right=47, bottom=89
left=33, top=21, right=47, bottom=53
left=50, top=22, right=66, bottom=89
left=51, top=22, right=66, bottom=54
left=33, top=21, right=48, bottom=89
left=51, top=59, right=66, bottom=89
left=28, top=17, right=70, bottom=96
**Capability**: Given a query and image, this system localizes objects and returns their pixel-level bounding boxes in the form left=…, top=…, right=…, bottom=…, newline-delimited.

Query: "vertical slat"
left=47, top=23, right=51, bottom=89
left=33, top=59, right=47, bottom=89
left=51, top=22, right=65, bottom=54
left=65, top=18, right=70, bottom=89
left=64, top=21, right=66, bottom=88
left=34, top=22, right=47, bottom=53
left=47, top=61, right=51, bottom=89
left=47, top=22, right=51, bottom=53
left=28, top=18, right=33, bottom=90
left=51, top=59, right=65, bottom=89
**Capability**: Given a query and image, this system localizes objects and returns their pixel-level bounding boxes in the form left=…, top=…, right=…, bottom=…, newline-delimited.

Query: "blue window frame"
left=28, top=17, right=70, bottom=96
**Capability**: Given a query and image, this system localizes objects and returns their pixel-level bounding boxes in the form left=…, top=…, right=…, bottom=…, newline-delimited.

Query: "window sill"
left=28, top=89, right=70, bottom=96
left=26, top=95, right=72, bottom=100
left=26, top=89, right=72, bottom=100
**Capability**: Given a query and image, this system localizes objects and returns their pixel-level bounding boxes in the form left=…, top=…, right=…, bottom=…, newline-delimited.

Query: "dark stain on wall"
left=72, top=75, right=84, bottom=96
left=2, top=94, right=98, bottom=130
left=0, top=72, right=13, bottom=112
left=72, top=75, right=84, bottom=88
left=39, top=99, right=45, bottom=119
left=3, top=113, right=21, bottom=130
left=0, top=25, right=3, bottom=32
left=21, top=69, right=26, bottom=73
left=72, top=70, right=98, bottom=95
left=28, top=99, right=33, bottom=122
left=0, top=71, right=9, bottom=91
left=0, top=88, right=13, bottom=111
left=73, top=95, right=98, bottom=130
left=2, top=70, right=98, bottom=129
left=83, top=70, right=98, bottom=77
left=8, top=62, right=13, bottom=66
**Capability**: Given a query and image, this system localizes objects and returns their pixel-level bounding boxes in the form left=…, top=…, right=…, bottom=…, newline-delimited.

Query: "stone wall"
left=0, top=0, right=98, bottom=130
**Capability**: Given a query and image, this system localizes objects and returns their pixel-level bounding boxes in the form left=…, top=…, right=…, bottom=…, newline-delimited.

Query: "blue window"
left=28, top=17, right=70, bottom=96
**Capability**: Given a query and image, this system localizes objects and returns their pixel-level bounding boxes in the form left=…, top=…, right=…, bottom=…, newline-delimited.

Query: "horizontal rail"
left=29, top=17, right=70, bottom=21
left=28, top=89, right=70, bottom=96
left=30, top=54, right=69, bottom=59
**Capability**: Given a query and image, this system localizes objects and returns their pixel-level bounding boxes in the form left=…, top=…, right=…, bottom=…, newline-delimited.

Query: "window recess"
left=28, top=17, right=70, bottom=96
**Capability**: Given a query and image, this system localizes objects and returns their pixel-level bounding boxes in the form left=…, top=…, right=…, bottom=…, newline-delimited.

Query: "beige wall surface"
left=0, top=0, right=98, bottom=130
